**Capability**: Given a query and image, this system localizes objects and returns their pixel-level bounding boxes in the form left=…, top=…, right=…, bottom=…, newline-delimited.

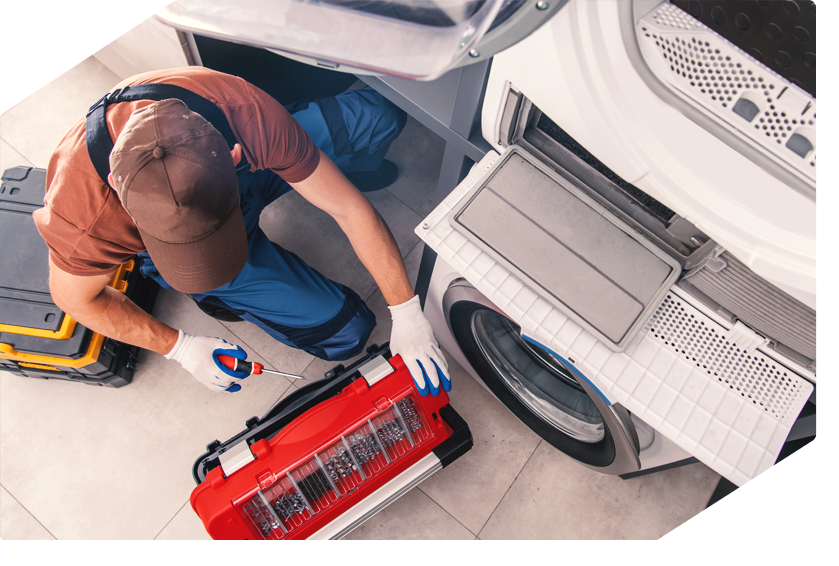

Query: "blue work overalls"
left=136, top=87, right=407, bottom=361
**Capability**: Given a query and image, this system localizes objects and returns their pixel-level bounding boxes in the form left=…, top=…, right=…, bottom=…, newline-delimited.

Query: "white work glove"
left=389, top=295, right=451, bottom=397
left=164, top=330, right=250, bottom=393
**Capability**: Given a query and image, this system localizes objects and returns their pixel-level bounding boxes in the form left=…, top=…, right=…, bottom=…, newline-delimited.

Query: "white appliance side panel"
left=481, top=0, right=815, bottom=309
left=416, top=151, right=813, bottom=487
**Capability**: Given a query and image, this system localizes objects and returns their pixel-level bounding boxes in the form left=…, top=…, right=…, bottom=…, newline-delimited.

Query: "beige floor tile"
left=154, top=502, right=212, bottom=540
left=417, top=352, right=542, bottom=535
left=0, top=57, right=119, bottom=168
left=383, top=116, right=447, bottom=218
left=344, top=488, right=474, bottom=540
left=478, top=441, right=721, bottom=540
left=0, top=485, right=55, bottom=540
left=1, top=138, right=33, bottom=173
left=0, top=291, right=295, bottom=540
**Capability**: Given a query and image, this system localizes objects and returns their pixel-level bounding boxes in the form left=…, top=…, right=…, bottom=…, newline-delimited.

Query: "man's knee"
left=346, top=87, right=407, bottom=148
left=367, top=89, right=407, bottom=144
left=312, top=299, right=376, bottom=361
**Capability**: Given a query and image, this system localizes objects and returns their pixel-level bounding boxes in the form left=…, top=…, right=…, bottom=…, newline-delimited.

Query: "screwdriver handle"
left=217, top=354, right=264, bottom=375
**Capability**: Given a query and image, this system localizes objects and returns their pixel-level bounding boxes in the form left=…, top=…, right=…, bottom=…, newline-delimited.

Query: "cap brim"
left=138, top=206, right=248, bottom=294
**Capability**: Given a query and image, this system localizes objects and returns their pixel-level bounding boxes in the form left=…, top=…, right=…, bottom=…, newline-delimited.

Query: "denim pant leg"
left=290, top=86, right=407, bottom=174
left=139, top=170, right=376, bottom=361
left=138, top=87, right=406, bottom=360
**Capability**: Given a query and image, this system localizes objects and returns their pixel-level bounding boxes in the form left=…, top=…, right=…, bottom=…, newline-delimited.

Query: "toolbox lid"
left=0, top=167, right=66, bottom=332
left=192, top=343, right=393, bottom=485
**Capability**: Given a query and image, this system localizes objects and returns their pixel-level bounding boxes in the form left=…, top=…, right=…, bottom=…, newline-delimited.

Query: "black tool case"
left=0, top=166, right=159, bottom=387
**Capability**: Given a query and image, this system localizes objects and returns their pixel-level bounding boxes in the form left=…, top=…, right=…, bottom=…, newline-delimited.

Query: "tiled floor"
left=0, top=55, right=721, bottom=541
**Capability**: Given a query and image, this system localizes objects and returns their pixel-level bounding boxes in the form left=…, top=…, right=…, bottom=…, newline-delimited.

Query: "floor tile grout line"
left=0, top=483, right=58, bottom=540
left=475, top=439, right=544, bottom=540
left=258, top=380, right=298, bottom=418
left=152, top=499, right=191, bottom=540
left=0, top=135, right=36, bottom=168
left=381, top=186, right=432, bottom=222
left=413, top=487, right=478, bottom=539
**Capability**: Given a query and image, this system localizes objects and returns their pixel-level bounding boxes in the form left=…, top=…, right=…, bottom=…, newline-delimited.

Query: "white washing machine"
left=426, top=254, right=692, bottom=477
left=415, top=0, right=816, bottom=485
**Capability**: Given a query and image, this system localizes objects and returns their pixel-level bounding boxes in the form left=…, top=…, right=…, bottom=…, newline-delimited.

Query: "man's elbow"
left=48, top=279, right=83, bottom=316
left=47, top=263, right=112, bottom=317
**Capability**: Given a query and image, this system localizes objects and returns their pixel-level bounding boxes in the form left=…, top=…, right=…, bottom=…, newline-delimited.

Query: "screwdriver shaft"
left=218, top=355, right=303, bottom=380
left=261, top=368, right=303, bottom=380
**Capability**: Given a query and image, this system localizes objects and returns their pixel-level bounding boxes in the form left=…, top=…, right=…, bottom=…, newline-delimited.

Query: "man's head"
left=109, top=99, right=247, bottom=294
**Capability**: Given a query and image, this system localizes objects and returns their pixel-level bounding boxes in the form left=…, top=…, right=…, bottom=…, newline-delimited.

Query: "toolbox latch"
left=358, top=355, right=395, bottom=388
left=218, top=442, right=255, bottom=478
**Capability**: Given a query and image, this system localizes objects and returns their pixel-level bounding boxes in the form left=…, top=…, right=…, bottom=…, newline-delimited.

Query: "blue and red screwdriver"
left=218, top=355, right=303, bottom=380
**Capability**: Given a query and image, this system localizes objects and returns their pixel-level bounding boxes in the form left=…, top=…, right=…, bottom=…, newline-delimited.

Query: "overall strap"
left=85, top=84, right=250, bottom=188
left=314, top=95, right=354, bottom=159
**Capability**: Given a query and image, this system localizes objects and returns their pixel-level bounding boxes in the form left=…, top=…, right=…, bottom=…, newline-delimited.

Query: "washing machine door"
left=443, top=278, right=642, bottom=475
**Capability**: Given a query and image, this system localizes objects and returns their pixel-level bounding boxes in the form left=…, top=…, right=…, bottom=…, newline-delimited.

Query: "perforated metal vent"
left=682, top=250, right=816, bottom=364
left=637, top=3, right=816, bottom=184
left=645, top=292, right=810, bottom=426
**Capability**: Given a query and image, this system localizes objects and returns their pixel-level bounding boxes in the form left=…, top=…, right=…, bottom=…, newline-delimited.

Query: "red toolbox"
left=190, top=343, right=472, bottom=540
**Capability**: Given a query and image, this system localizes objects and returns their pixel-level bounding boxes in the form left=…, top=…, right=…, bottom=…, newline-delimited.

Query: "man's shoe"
left=345, top=160, right=398, bottom=192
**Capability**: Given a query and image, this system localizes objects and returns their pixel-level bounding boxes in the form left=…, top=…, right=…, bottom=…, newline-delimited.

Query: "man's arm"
left=49, top=257, right=249, bottom=393
left=289, top=149, right=414, bottom=307
left=48, top=256, right=179, bottom=355
left=290, top=150, right=452, bottom=397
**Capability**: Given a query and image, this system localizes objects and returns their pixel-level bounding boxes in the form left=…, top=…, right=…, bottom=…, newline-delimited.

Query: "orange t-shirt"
left=33, top=67, right=320, bottom=277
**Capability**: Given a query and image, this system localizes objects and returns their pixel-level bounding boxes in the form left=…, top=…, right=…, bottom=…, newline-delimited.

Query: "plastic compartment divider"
left=391, top=403, right=415, bottom=447
left=257, top=489, right=288, bottom=535
left=313, top=452, right=342, bottom=498
left=286, top=472, right=315, bottom=516
left=368, top=419, right=391, bottom=464
left=340, top=436, right=367, bottom=480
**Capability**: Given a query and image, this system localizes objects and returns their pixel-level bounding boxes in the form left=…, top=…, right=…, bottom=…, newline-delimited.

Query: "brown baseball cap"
left=109, top=98, right=247, bottom=294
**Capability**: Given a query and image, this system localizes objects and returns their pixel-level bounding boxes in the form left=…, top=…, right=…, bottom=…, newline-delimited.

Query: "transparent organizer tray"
left=234, top=392, right=432, bottom=539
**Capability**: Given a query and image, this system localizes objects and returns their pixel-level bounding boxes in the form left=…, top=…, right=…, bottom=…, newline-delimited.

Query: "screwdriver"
left=218, top=354, right=303, bottom=380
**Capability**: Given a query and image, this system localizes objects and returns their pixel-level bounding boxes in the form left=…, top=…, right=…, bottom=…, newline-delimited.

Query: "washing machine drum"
left=448, top=299, right=619, bottom=468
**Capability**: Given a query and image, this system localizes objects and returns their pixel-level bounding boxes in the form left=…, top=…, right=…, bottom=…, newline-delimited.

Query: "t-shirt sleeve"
left=227, top=82, right=320, bottom=183
left=35, top=157, right=143, bottom=277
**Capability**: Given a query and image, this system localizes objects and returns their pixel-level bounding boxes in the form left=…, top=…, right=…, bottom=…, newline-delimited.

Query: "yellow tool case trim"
left=15, top=361, right=61, bottom=372
left=1, top=333, right=106, bottom=368
left=0, top=260, right=134, bottom=365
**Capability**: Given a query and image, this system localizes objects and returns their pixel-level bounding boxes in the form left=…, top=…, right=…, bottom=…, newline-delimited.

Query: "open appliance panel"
left=446, top=146, right=682, bottom=352
left=479, top=0, right=815, bottom=311
left=416, top=150, right=814, bottom=487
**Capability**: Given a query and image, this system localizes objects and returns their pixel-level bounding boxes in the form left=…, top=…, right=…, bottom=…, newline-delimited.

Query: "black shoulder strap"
left=314, top=95, right=354, bottom=159
left=85, top=84, right=250, bottom=188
